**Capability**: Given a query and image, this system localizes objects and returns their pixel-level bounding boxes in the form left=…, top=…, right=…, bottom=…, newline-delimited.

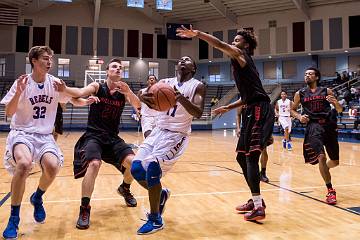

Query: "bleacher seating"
left=62, top=82, right=237, bottom=127
left=0, top=78, right=15, bottom=98
left=1, top=77, right=359, bottom=140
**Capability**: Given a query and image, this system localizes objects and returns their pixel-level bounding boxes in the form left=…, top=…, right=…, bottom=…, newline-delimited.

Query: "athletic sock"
left=10, top=205, right=20, bottom=217
left=252, top=195, right=263, bottom=208
left=261, top=168, right=266, bottom=175
left=33, top=187, right=45, bottom=201
left=326, top=183, right=333, bottom=190
left=81, top=197, right=90, bottom=207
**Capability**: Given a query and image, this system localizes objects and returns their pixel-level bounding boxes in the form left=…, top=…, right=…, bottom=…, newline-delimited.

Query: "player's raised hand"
left=139, top=92, right=157, bottom=110
left=53, top=78, right=67, bottom=92
left=86, top=96, right=100, bottom=105
left=15, top=74, right=29, bottom=94
left=326, top=95, right=337, bottom=105
left=176, top=25, right=198, bottom=38
left=113, top=81, right=131, bottom=95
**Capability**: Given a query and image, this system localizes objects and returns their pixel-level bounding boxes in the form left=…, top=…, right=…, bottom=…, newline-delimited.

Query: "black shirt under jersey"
left=86, top=82, right=126, bottom=135
left=231, top=52, right=269, bottom=104
left=299, top=86, right=332, bottom=120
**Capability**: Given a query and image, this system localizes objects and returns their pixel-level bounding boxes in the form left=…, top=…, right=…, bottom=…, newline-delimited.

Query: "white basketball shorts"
left=4, top=130, right=64, bottom=175
left=278, top=116, right=292, bottom=133
left=134, top=127, right=189, bottom=176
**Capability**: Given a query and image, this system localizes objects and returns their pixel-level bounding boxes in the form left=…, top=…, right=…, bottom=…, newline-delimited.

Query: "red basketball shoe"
left=236, top=199, right=266, bottom=212
left=244, top=206, right=266, bottom=221
left=326, top=188, right=337, bottom=205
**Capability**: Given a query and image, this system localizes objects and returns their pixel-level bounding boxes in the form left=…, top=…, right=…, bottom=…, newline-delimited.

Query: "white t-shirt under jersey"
left=0, top=74, right=70, bottom=134
left=277, top=98, right=291, bottom=117
left=156, top=77, right=201, bottom=134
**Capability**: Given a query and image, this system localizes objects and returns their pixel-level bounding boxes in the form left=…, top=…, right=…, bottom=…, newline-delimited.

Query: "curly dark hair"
left=237, top=29, right=258, bottom=56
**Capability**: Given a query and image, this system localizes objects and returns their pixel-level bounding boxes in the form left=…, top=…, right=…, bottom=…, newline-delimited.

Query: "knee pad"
left=146, top=161, right=162, bottom=188
left=131, top=160, right=146, bottom=182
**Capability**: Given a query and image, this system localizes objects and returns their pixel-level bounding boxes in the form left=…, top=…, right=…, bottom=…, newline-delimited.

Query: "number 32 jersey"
left=0, top=73, right=70, bottom=134
left=156, top=77, right=202, bottom=134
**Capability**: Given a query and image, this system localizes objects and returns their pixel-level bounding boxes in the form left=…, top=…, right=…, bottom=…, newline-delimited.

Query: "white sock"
left=253, top=195, right=263, bottom=208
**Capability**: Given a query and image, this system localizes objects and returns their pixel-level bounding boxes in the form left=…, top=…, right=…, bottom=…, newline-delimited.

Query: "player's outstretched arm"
left=176, top=83, right=206, bottom=119
left=176, top=25, right=245, bottom=65
left=70, top=96, right=100, bottom=106
left=114, top=81, right=141, bottom=109
left=212, top=98, right=245, bottom=117
left=55, top=81, right=99, bottom=98
left=126, top=90, right=141, bottom=110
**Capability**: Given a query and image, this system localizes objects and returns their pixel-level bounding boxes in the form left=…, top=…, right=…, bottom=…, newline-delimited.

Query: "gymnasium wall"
left=0, top=1, right=360, bottom=85
left=193, top=1, right=360, bottom=83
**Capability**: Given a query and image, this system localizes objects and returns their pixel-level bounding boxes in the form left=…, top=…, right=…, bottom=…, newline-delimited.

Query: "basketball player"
left=275, top=91, right=293, bottom=150
left=139, top=75, right=158, bottom=138
left=131, top=56, right=206, bottom=234
left=291, top=67, right=342, bottom=205
left=236, top=105, right=272, bottom=183
left=177, top=26, right=274, bottom=221
left=55, top=58, right=141, bottom=229
left=0, top=46, right=73, bottom=239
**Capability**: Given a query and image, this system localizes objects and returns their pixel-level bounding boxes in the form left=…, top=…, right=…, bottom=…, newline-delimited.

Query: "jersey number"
left=33, top=106, right=46, bottom=119
left=167, top=105, right=178, bottom=117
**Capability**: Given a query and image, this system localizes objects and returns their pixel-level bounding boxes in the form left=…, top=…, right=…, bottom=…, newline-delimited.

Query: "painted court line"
left=2, top=182, right=360, bottom=206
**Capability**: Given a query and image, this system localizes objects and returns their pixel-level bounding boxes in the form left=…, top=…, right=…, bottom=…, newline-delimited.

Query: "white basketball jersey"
left=156, top=77, right=201, bottom=134
left=0, top=74, right=70, bottom=134
left=277, top=98, right=291, bottom=117
left=140, top=88, right=158, bottom=117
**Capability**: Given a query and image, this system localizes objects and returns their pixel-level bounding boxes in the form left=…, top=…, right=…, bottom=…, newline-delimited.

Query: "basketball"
left=150, top=82, right=176, bottom=111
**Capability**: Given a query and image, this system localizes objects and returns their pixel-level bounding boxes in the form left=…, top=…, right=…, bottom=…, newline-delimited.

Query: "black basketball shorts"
left=73, top=131, right=134, bottom=178
left=236, top=101, right=275, bottom=155
left=303, top=121, right=339, bottom=164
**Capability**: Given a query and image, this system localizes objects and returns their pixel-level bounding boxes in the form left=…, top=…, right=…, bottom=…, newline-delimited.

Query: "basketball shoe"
left=30, top=193, right=46, bottom=223
left=326, top=188, right=337, bottom=205
left=117, top=184, right=137, bottom=207
left=76, top=205, right=91, bottom=229
left=137, top=213, right=164, bottom=235
left=236, top=199, right=266, bottom=212
left=282, top=139, right=287, bottom=149
left=244, top=206, right=266, bottom=221
left=3, top=216, right=19, bottom=239
left=287, top=141, right=292, bottom=151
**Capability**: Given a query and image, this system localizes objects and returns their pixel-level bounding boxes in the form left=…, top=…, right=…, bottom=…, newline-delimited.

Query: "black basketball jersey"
left=231, top=52, right=269, bottom=104
left=299, top=87, right=332, bottom=120
left=86, top=82, right=126, bottom=135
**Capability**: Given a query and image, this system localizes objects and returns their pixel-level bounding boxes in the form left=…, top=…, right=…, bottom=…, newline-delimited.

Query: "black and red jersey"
left=87, top=82, right=125, bottom=135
